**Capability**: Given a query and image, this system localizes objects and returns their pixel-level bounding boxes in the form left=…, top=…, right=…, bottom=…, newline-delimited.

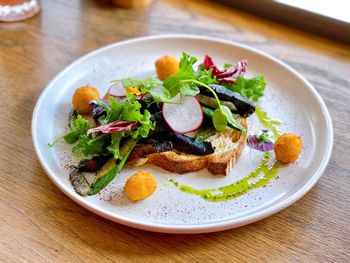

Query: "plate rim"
left=32, top=34, right=334, bottom=234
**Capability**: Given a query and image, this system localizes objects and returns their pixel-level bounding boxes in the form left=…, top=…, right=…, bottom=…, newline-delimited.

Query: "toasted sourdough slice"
left=127, top=118, right=247, bottom=175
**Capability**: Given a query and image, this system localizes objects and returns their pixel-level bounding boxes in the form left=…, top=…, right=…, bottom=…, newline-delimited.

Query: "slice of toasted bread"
left=127, top=118, right=247, bottom=175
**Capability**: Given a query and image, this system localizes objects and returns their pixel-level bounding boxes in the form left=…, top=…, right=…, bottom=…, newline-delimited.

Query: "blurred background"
left=1, top=0, right=349, bottom=41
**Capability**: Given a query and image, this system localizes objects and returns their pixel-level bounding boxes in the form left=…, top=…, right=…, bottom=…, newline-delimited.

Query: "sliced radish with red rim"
left=162, top=95, right=203, bottom=134
left=105, top=82, right=126, bottom=98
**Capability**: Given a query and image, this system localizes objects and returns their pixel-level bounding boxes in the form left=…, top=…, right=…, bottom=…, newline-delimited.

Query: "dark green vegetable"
left=196, top=94, right=237, bottom=111
left=195, top=127, right=216, bottom=142
left=92, top=157, right=116, bottom=184
left=202, top=105, right=245, bottom=133
left=199, top=84, right=255, bottom=117
left=202, top=105, right=215, bottom=118
left=89, top=138, right=137, bottom=195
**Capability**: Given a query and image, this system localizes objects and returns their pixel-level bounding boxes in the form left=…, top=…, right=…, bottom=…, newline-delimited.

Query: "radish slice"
left=162, top=95, right=203, bottom=134
left=104, top=82, right=126, bottom=99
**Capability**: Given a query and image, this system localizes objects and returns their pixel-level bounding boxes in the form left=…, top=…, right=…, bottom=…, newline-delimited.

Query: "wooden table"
left=1, top=0, right=349, bottom=262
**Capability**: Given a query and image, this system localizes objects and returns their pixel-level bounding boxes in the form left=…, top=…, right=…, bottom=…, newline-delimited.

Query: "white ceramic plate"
left=32, top=35, right=333, bottom=234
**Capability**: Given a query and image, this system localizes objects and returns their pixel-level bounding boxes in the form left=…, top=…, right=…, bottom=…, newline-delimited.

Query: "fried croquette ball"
left=124, top=170, right=157, bottom=201
left=155, top=55, right=179, bottom=81
left=274, top=133, right=302, bottom=164
left=72, top=85, right=100, bottom=114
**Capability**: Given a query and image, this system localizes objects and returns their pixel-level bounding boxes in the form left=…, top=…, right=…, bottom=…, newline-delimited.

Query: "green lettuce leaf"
left=98, top=96, right=155, bottom=159
left=73, top=134, right=108, bottom=157
left=49, top=115, right=92, bottom=147
left=224, top=75, right=266, bottom=102
left=107, top=132, right=123, bottom=159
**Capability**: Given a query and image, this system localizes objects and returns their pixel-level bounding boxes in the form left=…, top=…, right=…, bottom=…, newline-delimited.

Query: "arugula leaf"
left=148, top=84, right=171, bottom=102
left=63, top=131, right=80, bottom=144
left=120, top=77, right=161, bottom=89
left=178, top=52, right=197, bottom=79
left=120, top=78, right=142, bottom=88
left=163, top=76, right=182, bottom=97
left=73, top=134, right=108, bottom=157
left=89, top=138, right=137, bottom=195
left=197, top=68, right=217, bottom=85
left=180, top=84, right=199, bottom=96
left=50, top=94, right=154, bottom=159
left=224, top=75, right=266, bottom=102
left=163, top=52, right=199, bottom=98
left=48, top=115, right=92, bottom=147
left=121, top=77, right=171, bottom=102
left=49, top=114, right=109, bottom=156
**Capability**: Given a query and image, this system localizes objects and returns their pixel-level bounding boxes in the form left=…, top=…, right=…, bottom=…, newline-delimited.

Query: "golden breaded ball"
left=72, top=85, right=100, bottom=114
left=155, top=55, right=179, bottom=81
left=274, top=133, right=302, bottom=164
left=124, top=170, right=157, bottom=201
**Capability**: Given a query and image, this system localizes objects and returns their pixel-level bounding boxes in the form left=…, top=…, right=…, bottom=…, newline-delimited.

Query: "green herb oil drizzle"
left=255, top=106, right=282, bottom=139
left=169, top=107, right=282, bottom=202
left=170, top=152, right=279, bottom=202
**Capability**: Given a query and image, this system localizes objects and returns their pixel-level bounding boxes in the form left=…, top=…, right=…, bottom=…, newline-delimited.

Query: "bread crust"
left=127, top=118, right=247, bottom=175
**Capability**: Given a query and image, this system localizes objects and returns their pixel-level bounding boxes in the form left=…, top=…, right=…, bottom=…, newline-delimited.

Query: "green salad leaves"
left=224, top=75, right=266, bottom=102
left=50, top=52, right=266, bottom=154
left=101, top=96, right=155, bottom=160
left=163, top=53, right=216, bottom=98
left=49, top=51, right=269, bottom=196
left=49, top=114, right=107, bottom=157
left=162, top=53, right=246, bottom=133
left=49, top=95, right=155, bottom=160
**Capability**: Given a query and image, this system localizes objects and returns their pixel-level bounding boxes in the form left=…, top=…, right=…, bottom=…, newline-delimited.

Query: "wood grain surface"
left=0, top=0, right=349, bottom=262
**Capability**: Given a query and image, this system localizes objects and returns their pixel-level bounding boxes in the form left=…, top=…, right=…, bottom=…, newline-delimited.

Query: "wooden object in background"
left=113, top=0, right=153, bottom=8
left=0, top=0, right=349, bottom=262
left=216, top=0, right=350, bottom=44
